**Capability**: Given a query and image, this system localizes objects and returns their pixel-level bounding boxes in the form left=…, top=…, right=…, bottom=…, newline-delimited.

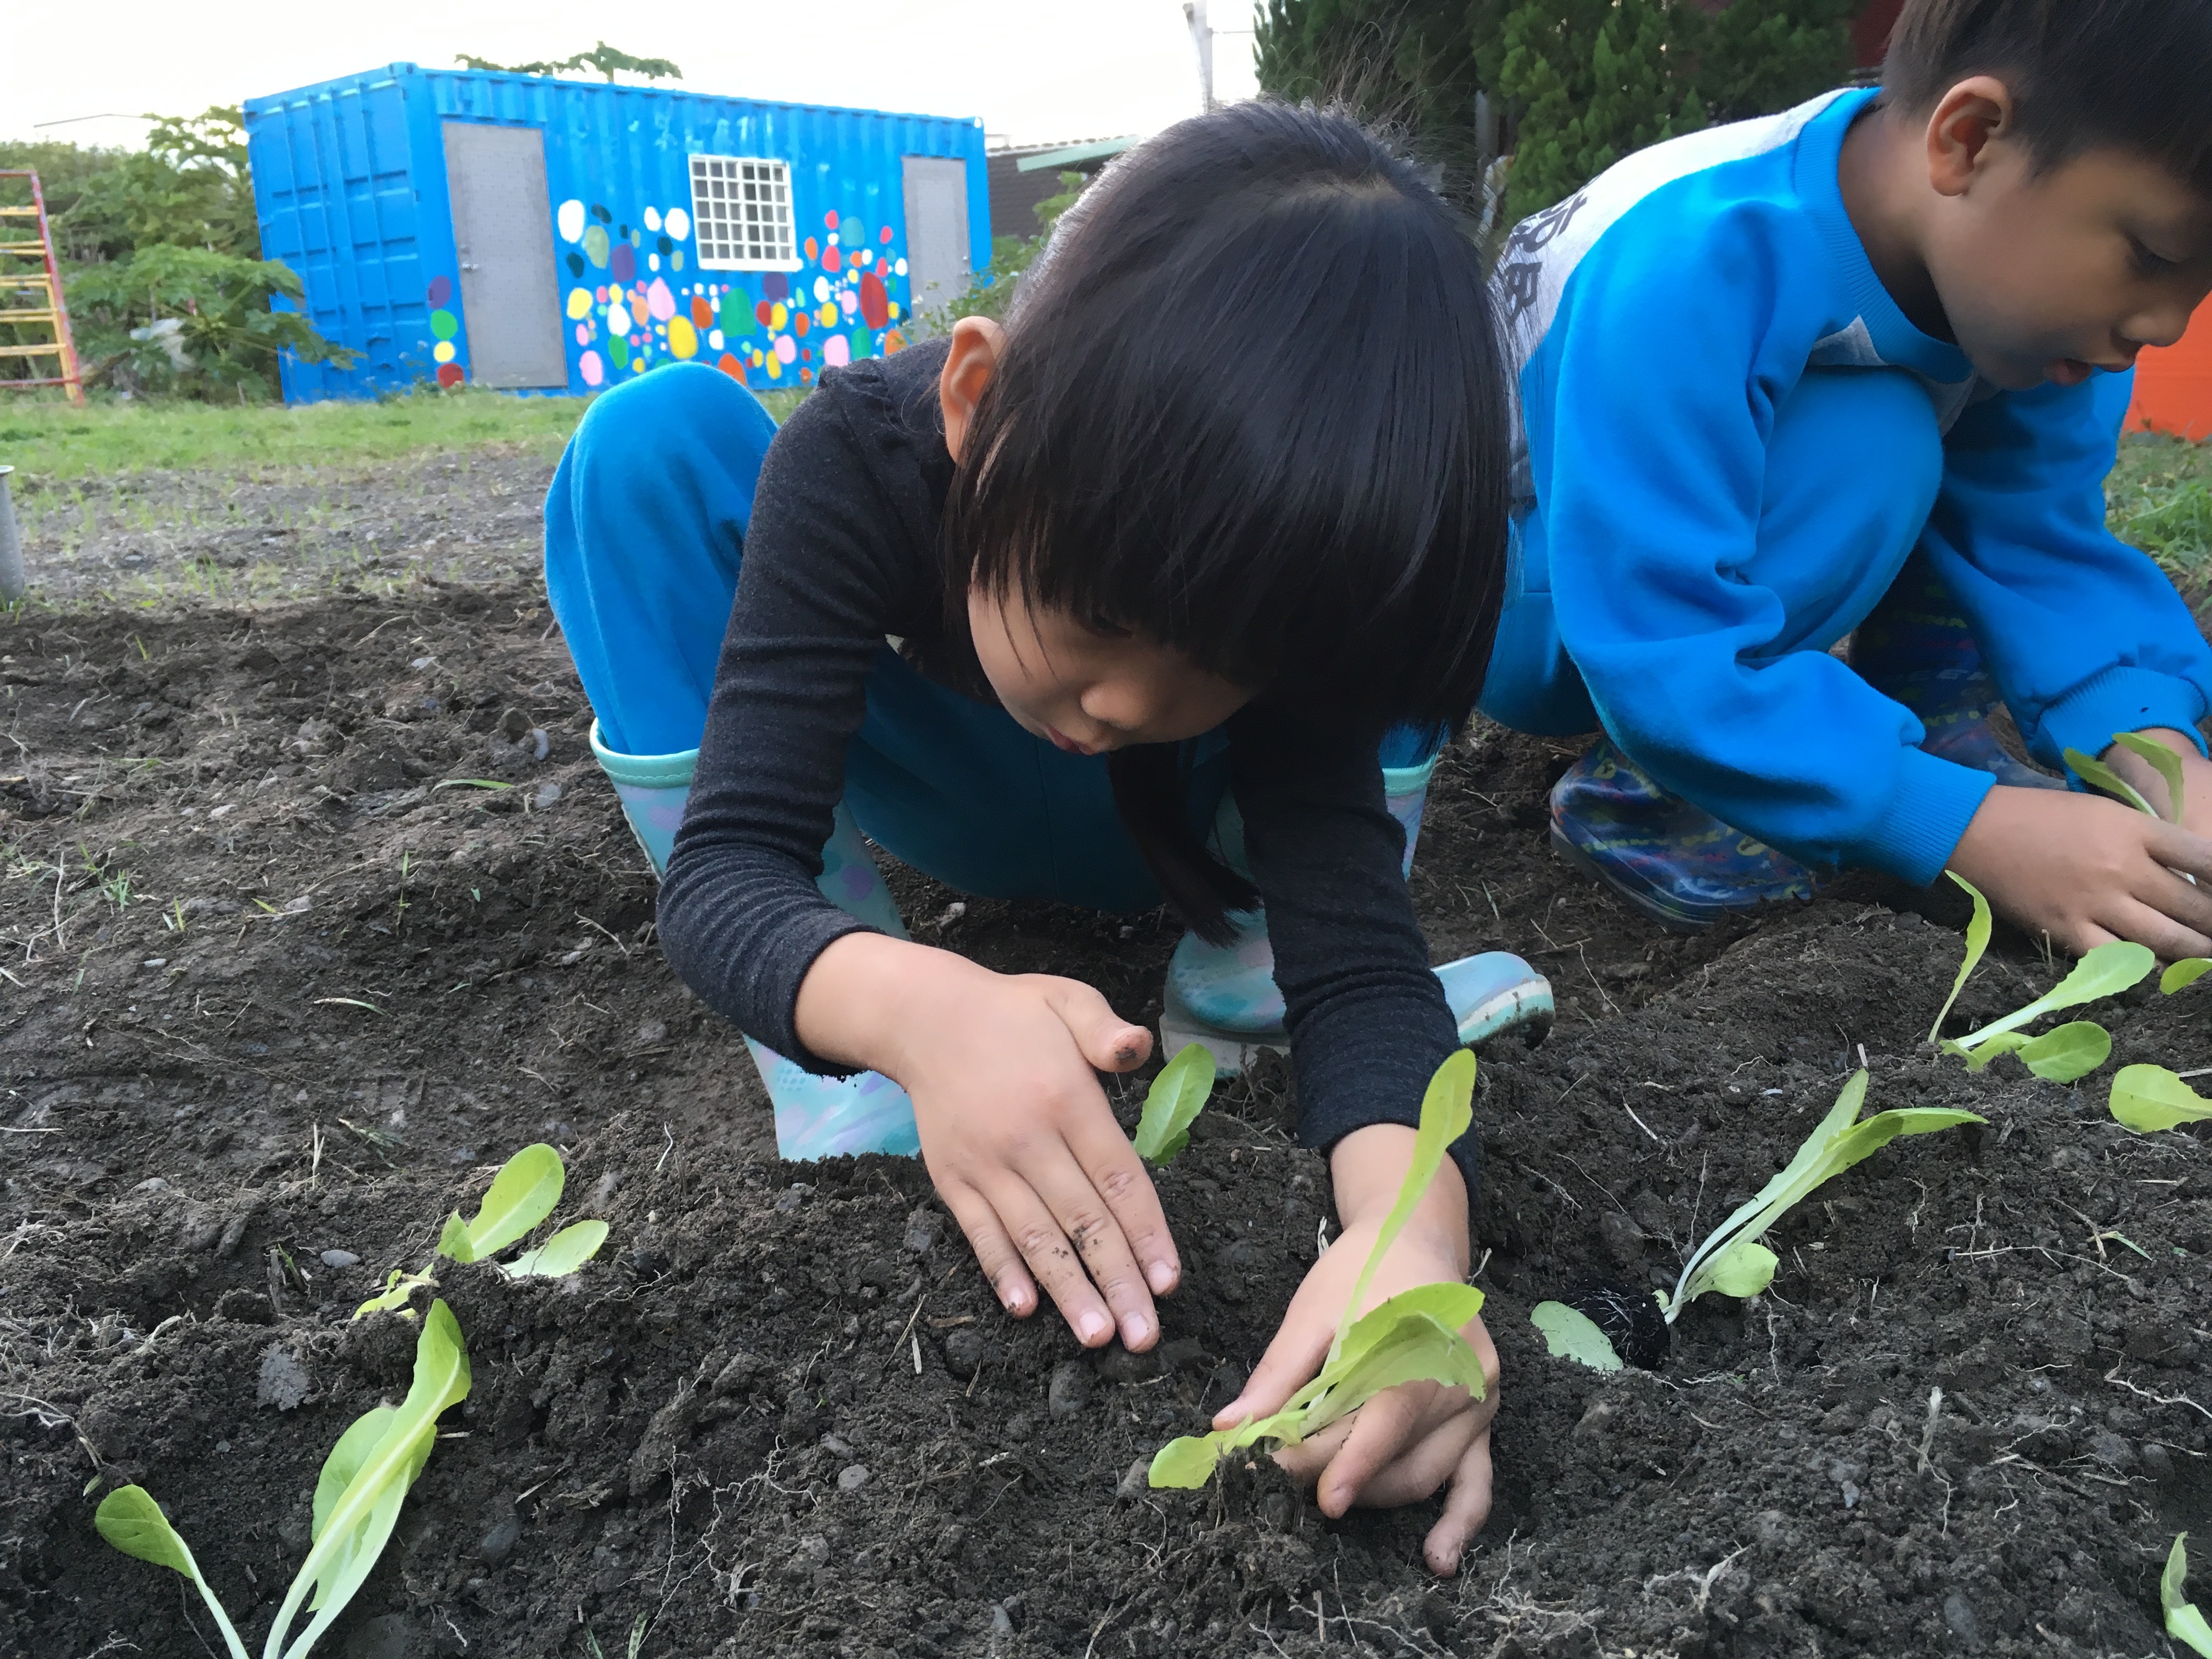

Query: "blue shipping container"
left=243, top=64, right=990, bottom=402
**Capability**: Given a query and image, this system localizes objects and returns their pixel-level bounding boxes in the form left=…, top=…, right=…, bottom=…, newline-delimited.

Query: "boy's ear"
left=939, top=317, right=1005, bottom=464
left=1924, top=75, right=2018, bottom=198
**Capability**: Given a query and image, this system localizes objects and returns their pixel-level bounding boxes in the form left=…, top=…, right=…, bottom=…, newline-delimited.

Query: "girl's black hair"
left=944, top=99, right=1510, bottom=943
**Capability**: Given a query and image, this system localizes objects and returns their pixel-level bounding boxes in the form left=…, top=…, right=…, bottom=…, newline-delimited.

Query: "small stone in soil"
left=533, top=782, right=562, bottom=810
left=837, top=1464, right=871, bottom=1493
left=319, top=1249, right=360, bottom=1269
left=476, top=1515, right=521, bottom=1566
left=1047, top=1360, right=1093, bottom=1418
left=257, top=1345, right=312, bottom=1410
left=942, top=1327, right=985, bottom=1379
left=1115, top=1456, right=1151, bottom=1501
left=1005, top=1412, right=1035, bottom=1443
left=1943, top=1589, right=1980, bottom=1643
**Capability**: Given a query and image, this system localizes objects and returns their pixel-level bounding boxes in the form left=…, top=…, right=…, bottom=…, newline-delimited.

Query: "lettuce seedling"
left=2163, top=959, right=2212, bottom=995
left=2166, top=1533, right=2212, bottom=1658
left=1530, top=1301, right=1623, bottom=1373
left=1657, top=1072, right=1982, bottom=1323
left=2108, top=1065, right=2212, bottom=1133
left=356, top=1143, right=605, bottom=1316
left=1132, top=1043, right=1214, bottom=1164
left=1929, top=876, right=2151, bottom=1085
left=1148, top=1050, right=1486, bottom=1489
left=94, top=1299, right=471, bottom=1659
left=2064, top=746, right=2158, bottom=817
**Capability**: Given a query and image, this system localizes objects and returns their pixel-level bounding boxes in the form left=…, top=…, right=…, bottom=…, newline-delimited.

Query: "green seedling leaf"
left=2109, top=1065, right=2212, bottom=1133
left=2166, top=1533, right=2212, bottom=1658
left=1149, top=1283, right=1487, bottom=1488
left=1929, top=872, right=1993, bottom=1042
left=1335, top=1048, right=1476, bottom=1359
left=1530, top=1301, right=1622, bottom=1372
left=1132, top=1043, right=1214, bottom=1164
left=1700, top=1235, right=1779, bottom=1299
left=435, top=1212, right=477, bottom=1264
left=2112, top=732, right=2188, bottom=822
left=262, top=1299, right=471, bottom=1659
left=1953, top=1031, right=2029, bottom=1073
left=432, top=777, right=514, bottom=791
left=504, top=1219, right=609, bottom=1278
left=1950, top=941, right=2155, bottom=1052
left=1150, top=1051, right=1483, bottom=1491
left=2164, top=959, right=2212, bottom=995
left=2015, top=1021, right=2112, bottom=1083
left=1665, top=1072, right=1982, bottom=1323
left=94, top=1486, right=251, bottom=1659
left=458, top=1143, right=565, bottom=1258
left=2064, top=746, right=2157, bottom=817
left=352, top=1268, right=437, bottom=1319
left=312, top=1407, right=397, bottom=1542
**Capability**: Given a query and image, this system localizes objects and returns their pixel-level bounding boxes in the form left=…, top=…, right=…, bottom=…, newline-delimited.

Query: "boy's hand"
left=2102, top=727, right=2212, bottom=843
left=797, top=936, right=1178, bottom=1351
left=1214, top=1123, right=1499, bottom=1578
left=1948, top=780, right=2212, bottom=958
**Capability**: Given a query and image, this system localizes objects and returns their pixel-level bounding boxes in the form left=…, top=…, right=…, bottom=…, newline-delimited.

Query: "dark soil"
left=6, top=549, right=2212, bottom=1659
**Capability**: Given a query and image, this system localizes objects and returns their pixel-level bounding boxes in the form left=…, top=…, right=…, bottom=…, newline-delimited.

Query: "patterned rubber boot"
left=590, top=720, right=921, bottom=1160
left=1549, top=738, right=1820, bottom=932
left=1160, top=751, right=1555, bottom=1073
left=1851, top=561, right=2064, bottom=790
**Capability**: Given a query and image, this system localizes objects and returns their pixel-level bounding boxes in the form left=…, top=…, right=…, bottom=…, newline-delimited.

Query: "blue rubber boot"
left=1548, top=738, right=1819, bottom=932
left=1851, top=556, right=2065, bottom=791
left=591, top=721, right=921, bottom=1160
left=1160, top=750, right=1555, bottom=1071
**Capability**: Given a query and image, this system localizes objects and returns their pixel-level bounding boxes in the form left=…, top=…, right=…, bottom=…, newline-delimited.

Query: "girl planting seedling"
left=545, top=102, right=1539, bottom=1575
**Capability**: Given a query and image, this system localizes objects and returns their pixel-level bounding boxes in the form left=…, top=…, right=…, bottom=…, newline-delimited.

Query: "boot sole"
left=1161, top=975, right=1556, bottom=1080
left=1549, top=823, right=1713, bottom=934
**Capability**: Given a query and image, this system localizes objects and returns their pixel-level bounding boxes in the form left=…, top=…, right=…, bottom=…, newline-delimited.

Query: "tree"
left=1693, top=0, right=1857, bottom=126
left=1254, top=0, right=1858, bottom=223
left=1492, top=0, right=1706, bottom=221
left=456, top=43, right=681, bottom=83
left=1255, top=0, right=1493, bottom=202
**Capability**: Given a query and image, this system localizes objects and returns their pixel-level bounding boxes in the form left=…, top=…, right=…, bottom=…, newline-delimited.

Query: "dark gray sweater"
left=655, top=339, right=1472, bottom=1187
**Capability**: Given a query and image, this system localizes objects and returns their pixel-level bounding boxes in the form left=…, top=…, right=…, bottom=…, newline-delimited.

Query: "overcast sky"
left=2, top=0, right=1265, bottom=152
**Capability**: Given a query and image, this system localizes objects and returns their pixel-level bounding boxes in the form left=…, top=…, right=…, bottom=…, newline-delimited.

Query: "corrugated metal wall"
left=245, top=64, right=990, bottom=403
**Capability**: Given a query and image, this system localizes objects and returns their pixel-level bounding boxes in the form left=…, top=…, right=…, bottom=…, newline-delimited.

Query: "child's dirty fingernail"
left=1080, top=1310, right=1111, bottom=1343
left=1124, top=1312, right=1152, bottom=1347
left=1147, top=1261, right=1176, bottom=1293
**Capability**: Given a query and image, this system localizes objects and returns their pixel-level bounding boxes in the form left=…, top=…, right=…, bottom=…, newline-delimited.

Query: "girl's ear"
left=939, top=317, right=1006, bottom=463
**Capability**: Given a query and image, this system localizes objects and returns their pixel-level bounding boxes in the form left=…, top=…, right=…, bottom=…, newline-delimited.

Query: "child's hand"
left=796, top=934, right=1180, bottom=1351
left=1949, top=780, right=2212, bottom=958
left=1213, top=1123, right=1499, bottom=1577
left=2102, top=728, right=2212, bottom=844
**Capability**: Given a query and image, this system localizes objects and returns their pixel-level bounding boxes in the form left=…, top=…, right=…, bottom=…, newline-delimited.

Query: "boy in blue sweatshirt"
left=1485, top=0, right=2212, bottom=960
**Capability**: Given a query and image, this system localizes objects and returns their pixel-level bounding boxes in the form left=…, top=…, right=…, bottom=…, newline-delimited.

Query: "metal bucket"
left=0, top=465, right=22, bottom=604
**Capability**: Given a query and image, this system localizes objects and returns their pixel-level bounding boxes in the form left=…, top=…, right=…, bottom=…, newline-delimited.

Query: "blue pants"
left=1477, top=368, right=1947, bottom=737
left=545, top=363, right=1438, bottom=910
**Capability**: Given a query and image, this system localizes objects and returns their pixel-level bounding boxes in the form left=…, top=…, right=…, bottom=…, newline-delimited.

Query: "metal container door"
left=901, top=156, right=971, bottom=320
left=442, top=122, right=568, bottom=388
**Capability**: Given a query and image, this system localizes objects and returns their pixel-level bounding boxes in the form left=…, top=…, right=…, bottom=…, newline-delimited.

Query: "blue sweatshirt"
left=1496, top=86, right=2212, bottom=883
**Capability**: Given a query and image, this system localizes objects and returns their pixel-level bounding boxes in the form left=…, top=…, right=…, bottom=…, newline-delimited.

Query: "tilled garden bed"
left=4, top=571, right=2210, bottom=1659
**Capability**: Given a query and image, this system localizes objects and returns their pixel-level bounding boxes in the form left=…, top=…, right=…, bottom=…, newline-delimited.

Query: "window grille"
left=689, top=155, right=797, bottom=270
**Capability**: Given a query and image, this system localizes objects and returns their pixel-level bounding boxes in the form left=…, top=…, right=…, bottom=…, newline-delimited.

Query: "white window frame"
left=688, top=154, right=800, bottom=273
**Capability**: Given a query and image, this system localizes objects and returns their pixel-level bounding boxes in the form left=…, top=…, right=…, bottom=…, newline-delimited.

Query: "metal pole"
left=1184, top=1, right=1216, bottom=112
left=0, top=466, right=24, bottom=603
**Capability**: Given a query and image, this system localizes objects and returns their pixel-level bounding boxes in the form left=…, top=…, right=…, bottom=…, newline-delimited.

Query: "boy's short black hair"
left=1884, top=0, right=2212, bottom=183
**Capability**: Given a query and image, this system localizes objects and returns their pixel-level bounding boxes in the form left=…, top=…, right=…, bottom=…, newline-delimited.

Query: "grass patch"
left=0, top=390, right=591, bottom=481
left=0, top=386, right=806, bottom=483
left=2112, top=432, right=2212, bottom=582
